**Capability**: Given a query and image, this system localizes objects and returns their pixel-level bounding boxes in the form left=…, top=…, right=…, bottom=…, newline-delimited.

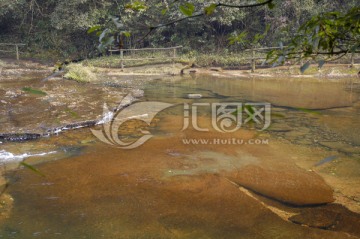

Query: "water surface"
left=1, top=75, right=360, bottom=238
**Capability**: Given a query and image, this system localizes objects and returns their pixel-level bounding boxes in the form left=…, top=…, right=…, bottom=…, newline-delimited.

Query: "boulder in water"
left=230, top=165, right=334, bottom=206
left=187, top=94, right=202, bottom=99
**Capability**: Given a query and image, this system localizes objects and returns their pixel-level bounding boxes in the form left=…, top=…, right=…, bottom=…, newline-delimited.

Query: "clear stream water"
left=0, top=74, right=360, bottom=238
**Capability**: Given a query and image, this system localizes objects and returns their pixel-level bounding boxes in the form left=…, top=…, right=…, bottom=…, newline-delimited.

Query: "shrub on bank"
left=64, top=64, right=97, bottom=82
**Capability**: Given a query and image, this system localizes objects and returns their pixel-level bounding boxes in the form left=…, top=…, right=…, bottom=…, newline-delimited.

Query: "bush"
left=64, top=63, right=97, bottom=82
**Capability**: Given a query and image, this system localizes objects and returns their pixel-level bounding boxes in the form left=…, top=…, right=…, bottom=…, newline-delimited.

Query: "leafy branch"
left=267, top=6, right=360, bottom=72
left=141, top=0, right=274, bottom=40
left=90, top=0, right=275, bottom=51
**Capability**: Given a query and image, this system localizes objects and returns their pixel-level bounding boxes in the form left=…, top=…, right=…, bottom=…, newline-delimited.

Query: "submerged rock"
left=187, top=94, right=202, bottom=99
left=289, top=208, right=340, bottom=229
left=0, top=133, right=41, bottom=142
left=290, top=204, right=360, bottom=237
left=230, top=165, right=334, bottom=206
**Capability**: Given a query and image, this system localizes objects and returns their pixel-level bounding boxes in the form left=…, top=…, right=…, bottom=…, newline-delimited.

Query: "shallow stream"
left=1, top=72, right=360, bottom=238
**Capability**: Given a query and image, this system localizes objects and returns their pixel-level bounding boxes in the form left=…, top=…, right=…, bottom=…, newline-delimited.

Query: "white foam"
left=96, top=111, right=114, bottom=125
left=0, top=150, right=56, bottom=163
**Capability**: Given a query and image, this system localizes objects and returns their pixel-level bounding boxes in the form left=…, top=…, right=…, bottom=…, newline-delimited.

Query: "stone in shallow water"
left=187, top=93, right=202, bottom=99
left=289, top=208, right=340, bottom=229
left=230, top=165, right=334, bottom=206
left=0, top=133, right=41, bottom=142
left=290, top=204, right=360, bottom=237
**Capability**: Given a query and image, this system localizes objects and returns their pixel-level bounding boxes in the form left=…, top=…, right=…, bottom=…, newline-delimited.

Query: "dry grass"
left=64, top=63, right=97, bottom=82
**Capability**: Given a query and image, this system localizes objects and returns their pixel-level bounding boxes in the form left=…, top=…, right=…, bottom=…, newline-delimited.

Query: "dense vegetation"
left=0, top=0, right=358, bottom=61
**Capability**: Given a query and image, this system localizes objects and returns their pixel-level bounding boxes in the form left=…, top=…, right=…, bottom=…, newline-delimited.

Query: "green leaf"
left=161, top=8, right=167, bottom=15
left=228, top=31, right=248, bottom=45
left=267, top=2, right=275, bottom=9
left=101, top=36, right=115, bottom=46
left=125, top=1, right=147, bottom=11
left=22, top=87, right=47, bottom=96
left=97, top=44, right=105, bottom=53
left=300, top=61, right=311, bottom=73
left=296, top=107, right=321, bottom=115
left=179, top=3, right=195, bottom=17
left=123, top=31, right=131, bottom=38
left=204, top=4, right=217, bottom=15
left=20, top=162, right=45, bottom=177
left=87, top=25, right=101, bottom=34
left=245, top=105, right=255, bottom=114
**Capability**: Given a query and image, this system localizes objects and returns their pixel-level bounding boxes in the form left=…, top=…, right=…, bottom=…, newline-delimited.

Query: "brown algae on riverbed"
left=1, top=114, right=360, bottom=238
left=1, top=64, right=360, bottom=238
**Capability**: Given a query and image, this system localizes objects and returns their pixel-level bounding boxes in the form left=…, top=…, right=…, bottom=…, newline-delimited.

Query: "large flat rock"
left=230, top=165, right=334, bottom=206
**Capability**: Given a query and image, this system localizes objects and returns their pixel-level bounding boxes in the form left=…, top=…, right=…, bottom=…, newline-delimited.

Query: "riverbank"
left=74, top=58, right=360, bottom=81
left=1, top=57, right=359, bottom=81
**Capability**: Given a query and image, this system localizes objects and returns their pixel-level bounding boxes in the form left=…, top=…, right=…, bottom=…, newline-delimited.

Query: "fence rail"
left=108, top=46, right=183, bottom=70
left=0, top=43, right=26, bottom=60
left=245, top=46, right=358, bottom=72
left=108, top=46, right=183, bottom=52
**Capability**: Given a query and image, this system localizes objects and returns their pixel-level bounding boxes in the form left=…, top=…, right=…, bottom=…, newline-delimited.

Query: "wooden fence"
left=244, top=47, right=279, bottom=73
left=0, top=43, right=26, bottom=60
left=108, top=46, right=183, bottom=70
left=245, top=46, right=357, bottom=73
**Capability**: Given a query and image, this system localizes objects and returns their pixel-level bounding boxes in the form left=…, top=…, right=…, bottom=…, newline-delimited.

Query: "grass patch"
left=179, top=51, right=257, bottom=68
left=84, top=50, right=259, bottom=69
left=82, top=50, right=359, bottom=75
left=296, top=107, right=321, bottom=115
left=22, top=87, right=47, bottom=96
left=84, top=54, right=178, bottom=68
left=64, top=108, right=79, bottom=118
left=64, top=63, right=97, bottom=82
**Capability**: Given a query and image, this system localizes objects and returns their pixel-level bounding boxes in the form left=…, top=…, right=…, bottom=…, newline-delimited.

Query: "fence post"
left=15, top=44, right=19, bottom=61
left=173, top=47, right=177, bottom=67
left=299, top=53, right=304, bottom=66
left=350, top=52, right=354, bottom=67
left=251, top=49, right=255, bottom=73
left=120, top=49, right=124, bottom=71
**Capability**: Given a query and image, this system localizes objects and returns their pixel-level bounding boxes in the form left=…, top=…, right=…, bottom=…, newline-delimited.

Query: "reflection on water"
left=1, top=75, right=360, bottom=238
left=145, top=76, right=357, bottom=109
